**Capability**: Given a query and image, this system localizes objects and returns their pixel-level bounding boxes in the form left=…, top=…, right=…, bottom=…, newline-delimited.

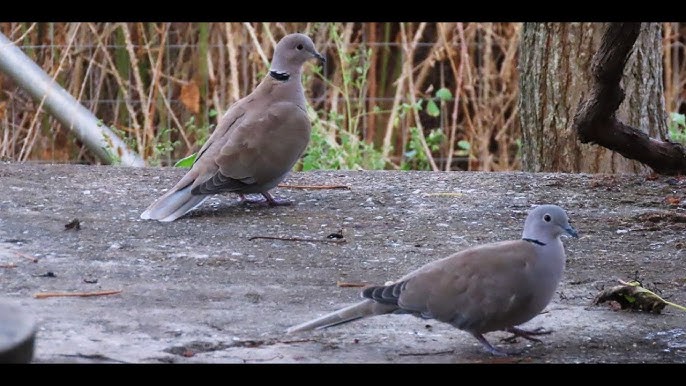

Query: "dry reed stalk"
left=441, top=22, right=466, bottom=171
left=225, top=23, right=241, bottom=103
left=459, top=24, right=482, bottom=171
left=142, top=23, right=169, bottom=125
left=121, top=23, right=153, bottom=154
left=87, top=23, right=141, bottom=148
left=336, top=23, right=358, bottom=135
left=399, top=22, right=430, bottom=163
left=262, top=23, right=278, bottom=48
left=382, top=56, right=406, bottom=161
left=412, top=40, right=444, bottom=95
left=494, top=24, right=520, bottom=171
left=143, top=24, right=194, bottom=153
left=3, top=23, right=682, bottom=170
left=400, top=22, right=438, bottom=171
left=366, top=23, right=378, bottom=143
left=76, top=29, right=104, bottom=106
left=18, top=23, right=81, bottom=162
left=244, top=22, right=270, bottom=67
left=213, top=26, right=227, bottom=118
left=10, top=23, right=36, bottom=44
left=274, top=23, right=289, bottom=37
left=479, top=23, right=494, bottom=171
left=206, top=31, right=222, bottom=120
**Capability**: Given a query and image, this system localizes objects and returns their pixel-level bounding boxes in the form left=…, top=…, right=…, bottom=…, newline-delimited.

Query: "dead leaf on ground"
left=665, top=195, right=682, bottom=206
left=637, top=211, right=686, bottom=224
left=593, top=279, right=686, bottom=314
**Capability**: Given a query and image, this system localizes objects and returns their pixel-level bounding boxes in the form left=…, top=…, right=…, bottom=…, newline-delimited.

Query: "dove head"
left=269, top=33, right=325, bottom=76
left=522, top=204, right=578, bottom=243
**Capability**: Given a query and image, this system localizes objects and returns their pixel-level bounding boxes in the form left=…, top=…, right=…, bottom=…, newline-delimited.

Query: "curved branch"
left=573, top=23, right=686, bottom=175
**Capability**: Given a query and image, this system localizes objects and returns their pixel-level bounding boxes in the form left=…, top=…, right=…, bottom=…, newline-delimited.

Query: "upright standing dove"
left=288, top=205, right=578, bottom=356
left=141, top=33, right=325, bottom=222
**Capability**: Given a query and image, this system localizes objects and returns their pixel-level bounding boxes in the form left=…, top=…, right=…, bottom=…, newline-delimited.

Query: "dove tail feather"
left=287, top=300, right=397, bottom=334
left=140, top=184, right=208, bottom=222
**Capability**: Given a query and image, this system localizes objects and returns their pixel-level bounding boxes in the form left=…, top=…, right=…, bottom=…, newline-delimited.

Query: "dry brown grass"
left=0, top=23, right=683, bottom=170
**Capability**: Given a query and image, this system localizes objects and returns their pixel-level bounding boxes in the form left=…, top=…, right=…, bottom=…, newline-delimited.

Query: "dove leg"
left=262, top=191, right=292, bottom=206
left=471, top=333, right=510, bottom=356
left=238, top=194, right=267, bottom=204
left=237, top=192, right=292, bottom=206
left=501, top=326, right=552, bottom=343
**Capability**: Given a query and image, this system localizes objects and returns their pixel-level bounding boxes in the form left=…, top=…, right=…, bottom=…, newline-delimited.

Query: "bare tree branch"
left=573, top=23, right=686, bottom=175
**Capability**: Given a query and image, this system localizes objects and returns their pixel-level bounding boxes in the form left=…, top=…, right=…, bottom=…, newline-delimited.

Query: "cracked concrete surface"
left=0, top=163, right=685, bottom=363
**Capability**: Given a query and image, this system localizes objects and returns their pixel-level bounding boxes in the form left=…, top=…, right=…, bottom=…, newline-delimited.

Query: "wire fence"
left=0, top=22, right=684, bottom=171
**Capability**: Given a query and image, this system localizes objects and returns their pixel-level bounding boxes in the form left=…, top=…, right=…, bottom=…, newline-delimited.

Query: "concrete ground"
left=0, top=163, right=685, bottom=363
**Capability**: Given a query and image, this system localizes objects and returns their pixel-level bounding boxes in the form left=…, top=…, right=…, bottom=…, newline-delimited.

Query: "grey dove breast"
left=287, top=204, right=579, bottom=356
left=141, top=33, right=325, bottom=222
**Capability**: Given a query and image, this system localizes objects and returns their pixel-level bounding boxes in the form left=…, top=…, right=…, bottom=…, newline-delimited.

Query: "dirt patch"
left=0, top=163, right=685, bottom=363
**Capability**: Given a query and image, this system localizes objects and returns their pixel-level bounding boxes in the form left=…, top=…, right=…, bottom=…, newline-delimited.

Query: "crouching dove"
left=287, top=205, right=578, bottom=356
left=141, top=33, right=325, bottom=222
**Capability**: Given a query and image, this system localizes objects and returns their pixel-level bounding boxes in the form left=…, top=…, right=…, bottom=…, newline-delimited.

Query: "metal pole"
left=0, top=32, right=145, bottom=167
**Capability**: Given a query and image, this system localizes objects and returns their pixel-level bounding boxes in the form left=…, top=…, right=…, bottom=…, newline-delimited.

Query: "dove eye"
left=543, top=214, right=552, bottom=222
left=296, top=44, right=304, bottom=50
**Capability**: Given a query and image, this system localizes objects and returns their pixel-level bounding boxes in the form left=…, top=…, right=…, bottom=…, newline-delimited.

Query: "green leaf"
left=671, top=112, right=686, bottom=128
left=426, top=99, right=440, bottom=117
left=426, top=99, right=441, bottom=117
left=404, top=149, right=417, bottom=159
left=458, top=140, right=470, bottom=151
left=435, top=88, right=453, bottom=101
left=427, top=129, right=444, bottom=149
left=209, top=109, right=218, bottom=118
left=174, top=152, right=198, bottom=168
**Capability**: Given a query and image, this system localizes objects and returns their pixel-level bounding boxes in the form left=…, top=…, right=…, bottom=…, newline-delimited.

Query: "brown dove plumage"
left=287, top=205, right=579, bottom=356
left=141, top=33, right=324, bottom=222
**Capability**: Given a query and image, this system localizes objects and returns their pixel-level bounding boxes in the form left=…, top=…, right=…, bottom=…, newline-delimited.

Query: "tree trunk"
left=519, top=23, right=667, bottom=173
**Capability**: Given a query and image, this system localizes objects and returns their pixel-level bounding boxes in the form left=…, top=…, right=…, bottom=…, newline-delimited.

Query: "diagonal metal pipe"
left=0, top=32, right=145, bottom=166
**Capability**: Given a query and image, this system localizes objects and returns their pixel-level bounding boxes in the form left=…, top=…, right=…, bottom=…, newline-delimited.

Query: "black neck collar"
left=522, top=238, right=546, bottom=246
left=269, top=70, right=290, bottom=81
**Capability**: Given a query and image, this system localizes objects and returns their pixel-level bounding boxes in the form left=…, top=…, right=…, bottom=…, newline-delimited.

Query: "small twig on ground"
left=279, top=338, right=317, bottom=345
left=248, top=236, right=347, bottom=244
left=278, top=184, right=351, bottom=190
left=336, top=281, right=367, bottom=288
left=398, top=350, right=455, bottom=357
left=58, top=353, right=128, bottom=363
left=423, top=192, right=464, bottom=197
left=34, top=290, right=122, bottom=299
left=13, top=251, right=38, bottom=263
left=0, top=263, right=17, bottom=268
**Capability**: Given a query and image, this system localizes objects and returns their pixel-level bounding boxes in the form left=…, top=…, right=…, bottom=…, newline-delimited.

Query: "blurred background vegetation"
left=0, top=22, right=684, bottom=171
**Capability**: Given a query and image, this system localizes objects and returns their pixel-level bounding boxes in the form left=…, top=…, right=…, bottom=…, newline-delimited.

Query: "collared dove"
left=141, top=33, right=325, bottom=222
left=287, top=204, right=578, bottom=356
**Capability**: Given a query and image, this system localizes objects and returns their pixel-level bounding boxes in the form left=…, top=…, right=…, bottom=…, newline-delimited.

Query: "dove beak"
left=564, top=225, right=579, bottom=238
left=312, top=50, right=326, bottom=64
